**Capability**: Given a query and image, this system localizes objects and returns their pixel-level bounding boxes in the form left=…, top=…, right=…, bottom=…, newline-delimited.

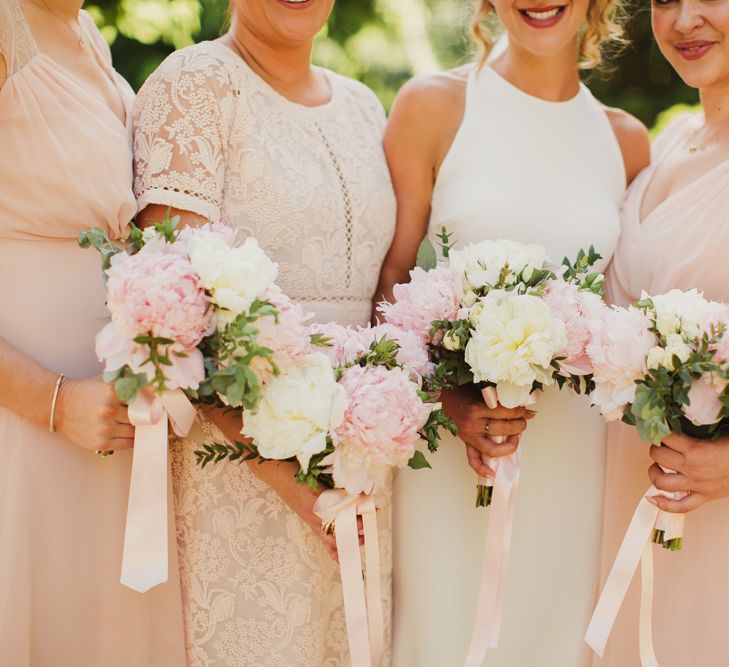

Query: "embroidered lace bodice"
left=133, top=41, right=396, bottom=326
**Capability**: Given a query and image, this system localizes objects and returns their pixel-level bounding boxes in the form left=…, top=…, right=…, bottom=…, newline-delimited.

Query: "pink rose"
left=379, top=266, right=463, bottom=341
left=586, top=306, right=657, bottom=421
left=328, top=365, right=430, bottom=494
left=685, top=375, right=725, bottom=426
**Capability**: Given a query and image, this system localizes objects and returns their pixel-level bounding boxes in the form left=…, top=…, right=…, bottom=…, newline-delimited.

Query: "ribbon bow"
left=120, top=389, right=196, bottom=593
left=314, top=489, right=383, bottom=667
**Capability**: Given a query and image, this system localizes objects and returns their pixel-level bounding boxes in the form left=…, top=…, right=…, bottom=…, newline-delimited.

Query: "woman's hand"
left=55, top=376, right=134, bottom=452
left=647, top=433, right=729, bottom=513
left=441, top=385, right=531, bottom=477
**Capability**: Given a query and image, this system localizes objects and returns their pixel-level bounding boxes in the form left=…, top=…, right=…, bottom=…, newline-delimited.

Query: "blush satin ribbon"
left=585, top=483, right=686, bottom=667
left=120, top=389, right=196, bottom=593
left=314, top=489, right=383, bottom=667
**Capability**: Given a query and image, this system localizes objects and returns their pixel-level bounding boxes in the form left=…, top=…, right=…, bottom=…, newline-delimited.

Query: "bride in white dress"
left=375, top=2, right=648, bottom=665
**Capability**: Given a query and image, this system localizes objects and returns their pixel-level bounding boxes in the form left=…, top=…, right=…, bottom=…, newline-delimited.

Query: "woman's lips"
left=675, top=40, right=716, bottom=61
left=275, top=0, right=315, bottom=9
left=518, top=5, right=567, bottom=29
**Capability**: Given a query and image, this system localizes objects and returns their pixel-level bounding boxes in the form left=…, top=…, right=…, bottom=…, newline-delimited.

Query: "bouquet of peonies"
left=79, top=211, right=281, bottom=593
left=586, top=288, right=729, bottom=550
left=195, top=319, right=452, bottom=493
left=380, top=230, right=606, bottom=506
left=194, top=320, right=451, bottom=667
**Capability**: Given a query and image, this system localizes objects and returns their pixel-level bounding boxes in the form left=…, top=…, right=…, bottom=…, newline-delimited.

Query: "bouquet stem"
left=476, top=483, right=493, bottom=508
left=651, top=528, right=683, bottom=551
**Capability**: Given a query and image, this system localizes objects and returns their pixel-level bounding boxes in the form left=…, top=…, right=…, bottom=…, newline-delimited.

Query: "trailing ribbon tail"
left=120, top=389, right=196, bottom=593
left=314, top=490, right=383, bottom=667
left=585, top=487, right=661, bottom=665
left=463, top=449, right=520, bottom=666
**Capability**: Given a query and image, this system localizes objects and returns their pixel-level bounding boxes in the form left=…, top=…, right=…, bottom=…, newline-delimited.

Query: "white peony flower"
left=448, top=239, right=546, bottom=291
left=187, top=231, right=278, bottom=327
left=464, top=290, right=567, bottom=407
left=242, top=353, right=347, bottom=471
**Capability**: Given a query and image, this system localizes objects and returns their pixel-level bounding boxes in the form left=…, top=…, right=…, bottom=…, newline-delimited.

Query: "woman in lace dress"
left=374, top=1, right=649, bottom=665
left=132, top=1, right=396, bottom=664
left=0, top=1, right=184, bottom=664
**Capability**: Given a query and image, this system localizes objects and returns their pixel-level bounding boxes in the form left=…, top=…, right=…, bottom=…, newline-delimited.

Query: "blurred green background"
left=87, top=0, right=699, bottom=129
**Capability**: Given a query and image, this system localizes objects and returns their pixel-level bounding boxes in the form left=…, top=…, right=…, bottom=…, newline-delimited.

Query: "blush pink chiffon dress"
left=595, top=112, right=729, bottom=667
left=0, top=3, right=185, bottom=665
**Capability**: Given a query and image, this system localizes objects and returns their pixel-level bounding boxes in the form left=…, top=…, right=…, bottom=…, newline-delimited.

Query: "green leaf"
left=115, top=376, right=140, bottom=403
left=408, top=450, right=432, bottom=470
left=416, top=236, right=437, bottom=271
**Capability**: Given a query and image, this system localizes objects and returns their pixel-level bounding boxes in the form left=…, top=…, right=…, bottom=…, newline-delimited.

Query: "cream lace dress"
left=132, top=41, right=396, bottom=667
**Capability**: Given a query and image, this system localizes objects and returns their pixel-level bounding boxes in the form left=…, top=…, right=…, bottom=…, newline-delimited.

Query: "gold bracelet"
left=49, top=373, right=65, bottom=433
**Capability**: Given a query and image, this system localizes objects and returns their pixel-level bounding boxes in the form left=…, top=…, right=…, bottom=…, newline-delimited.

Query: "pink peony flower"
left=586, top=306, right=658, bottom=421
left=361, top=323, right=434, bottom=378
left=309, top=322, right=370, bottom=367
left=542, top=280, right=605, bottom=375
left=106, top=249, right=213, bottom=349
left=685, top=375, right=725, bottom=426
left=251, top=291, right=312, bottom=383
left=379, top=266, right=463, bottom=341
left=328, top=365, right=431, bottom=494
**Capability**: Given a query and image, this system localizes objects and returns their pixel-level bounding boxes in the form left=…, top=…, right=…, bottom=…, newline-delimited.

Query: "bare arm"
left=605, top=108, right=651, bottom=186
left=372, top=73, right=466, bottom=312
left=0, top=338, right=133, bottom=451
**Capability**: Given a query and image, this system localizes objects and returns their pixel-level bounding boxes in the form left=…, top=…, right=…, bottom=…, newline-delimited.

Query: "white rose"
left=462, top=290, right=478, bottom=308
left=188, top=231, right=278, bottom=325
left=243, top=353, right=347, bottom=471
left=649, top=289, right=723, bottom=339
left=664, top=333, right=691, bottom=366
left=464, top=290, right=567, bottom=407
left=646, top=346, right=667, bottom=370
left=442, top=329, right=463, bottom=351
left=448, top=239, right=546, bottom=290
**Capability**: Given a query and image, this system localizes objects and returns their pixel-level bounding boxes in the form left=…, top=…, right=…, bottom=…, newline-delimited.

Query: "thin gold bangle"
left=49, top=373, right=65, bottom=433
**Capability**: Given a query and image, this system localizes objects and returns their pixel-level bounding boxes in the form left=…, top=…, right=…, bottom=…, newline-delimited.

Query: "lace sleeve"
left=132, top=46, right=237, bottom=223
left=0, top=0, right=37, bottom=77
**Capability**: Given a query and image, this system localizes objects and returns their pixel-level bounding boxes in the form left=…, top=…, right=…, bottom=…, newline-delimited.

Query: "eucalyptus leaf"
left=416, top=236, right=437, bottom=271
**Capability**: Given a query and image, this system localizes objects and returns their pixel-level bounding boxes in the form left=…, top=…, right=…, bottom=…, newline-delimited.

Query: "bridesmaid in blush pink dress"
left=0, top=1, right=184, bottom=664
left=596, top=1, right=729, bottom=665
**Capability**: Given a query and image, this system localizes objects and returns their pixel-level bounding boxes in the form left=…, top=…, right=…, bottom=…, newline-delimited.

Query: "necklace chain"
left=34, top=0, right=87, bottom=48
left=686, top=117, right=729, bottom=154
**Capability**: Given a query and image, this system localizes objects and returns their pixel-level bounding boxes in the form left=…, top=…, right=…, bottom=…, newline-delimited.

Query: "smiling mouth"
left=518, top=5, right=567, bottom=27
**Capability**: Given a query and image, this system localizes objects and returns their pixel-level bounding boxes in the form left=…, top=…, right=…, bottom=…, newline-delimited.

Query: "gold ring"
left=321, top=521, right=335, bottom=536
left=483, top=420, right=490, bottom=436
left=96, top=450, right=115, bottom=457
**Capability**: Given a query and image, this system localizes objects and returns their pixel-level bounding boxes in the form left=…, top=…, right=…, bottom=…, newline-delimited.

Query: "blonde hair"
left=470, top=0, right=627, bottom=70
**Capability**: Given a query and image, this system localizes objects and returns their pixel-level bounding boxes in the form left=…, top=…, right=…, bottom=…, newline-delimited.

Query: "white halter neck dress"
left=392, top=65, right=625, bottom=667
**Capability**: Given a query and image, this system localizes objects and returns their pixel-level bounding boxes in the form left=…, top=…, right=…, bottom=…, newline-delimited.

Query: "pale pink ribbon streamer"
left=464, top=448, right=521, bottom=666
left=314, top=489, right=383, bottom=667
left=585, top=486, right=662, bottom=666
left=120, top=389, right=196, bottom=593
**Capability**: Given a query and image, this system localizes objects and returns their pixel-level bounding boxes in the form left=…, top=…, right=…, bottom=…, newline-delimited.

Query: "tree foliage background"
left=87, top=0, right=698, bottom=128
